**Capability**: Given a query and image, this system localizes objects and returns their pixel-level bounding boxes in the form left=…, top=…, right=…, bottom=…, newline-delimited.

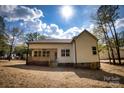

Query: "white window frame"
left=61, top=49, right=70, bottom=57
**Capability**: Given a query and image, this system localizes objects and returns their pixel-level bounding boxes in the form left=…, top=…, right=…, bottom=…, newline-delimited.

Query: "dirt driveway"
left=0, top=60, right=124, bottom=88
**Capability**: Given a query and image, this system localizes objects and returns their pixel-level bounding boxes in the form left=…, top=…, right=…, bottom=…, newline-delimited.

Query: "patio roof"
left=28, top=39, right=72, bottom=44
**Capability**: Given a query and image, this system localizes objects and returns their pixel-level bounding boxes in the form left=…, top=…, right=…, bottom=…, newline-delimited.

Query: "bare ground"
left=0, top=60, right=124, bottom=88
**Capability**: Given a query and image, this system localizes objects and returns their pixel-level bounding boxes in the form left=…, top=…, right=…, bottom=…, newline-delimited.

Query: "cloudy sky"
left=0, top=5, right=124, bottom=39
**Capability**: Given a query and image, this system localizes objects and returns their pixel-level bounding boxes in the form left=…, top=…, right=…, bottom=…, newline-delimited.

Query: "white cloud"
left=17, top=19, right=93, bottom=39
left=1, top=5, right=94, bottom=40
left=0, top=5, right=44, bottom=21
left=41, top=26, right=83, bottom=39
left=89, top=24, right=95, bottom=30
left=42, top=24, right=64, bottom=38
left=115, top=18, right=124, bottom=29
left=20, top=19, right=84, bottom=39
left=22, top=19, right=44, bottom=32
left=36, top=23, right=83, bottom=39
left=59, top=27, right=82, bottom=39
left=0, top=5, right=17, bottom=15
left=42, top=23, right=47, bottom=29
left=87, top=24, right=95, bottom=33
left=45, top=18, right=124, bottom=39
left=49, top=24, right=63, bottom=35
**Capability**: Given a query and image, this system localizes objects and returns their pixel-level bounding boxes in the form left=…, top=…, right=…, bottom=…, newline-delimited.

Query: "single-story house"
left=27, top=30, right=100, bottom=69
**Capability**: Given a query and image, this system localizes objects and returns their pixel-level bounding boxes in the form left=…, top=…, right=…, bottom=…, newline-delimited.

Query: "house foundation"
left=74, top=62, right=100, bottom=70
left=26, top=61, right=100, bottom=70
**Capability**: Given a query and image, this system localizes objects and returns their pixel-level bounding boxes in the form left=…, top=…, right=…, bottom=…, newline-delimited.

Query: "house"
left=27, top=30, right=100, bottom=69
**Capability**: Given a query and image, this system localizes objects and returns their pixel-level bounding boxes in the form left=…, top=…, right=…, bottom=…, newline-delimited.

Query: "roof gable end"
left=73, top=29, right=98, bottom=41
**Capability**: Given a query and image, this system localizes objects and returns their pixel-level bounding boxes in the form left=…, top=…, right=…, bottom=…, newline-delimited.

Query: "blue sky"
left=0, top=5, right=124, bottom=39
left=25, top=5, right=99, bottom=30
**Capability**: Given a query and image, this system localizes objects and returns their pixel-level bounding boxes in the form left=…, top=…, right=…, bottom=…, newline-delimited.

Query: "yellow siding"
left=75, top=32, right=99, bottom=63
left=29, top=43, right=74, bottom=63
left=28, top=31, right=99, bottom=63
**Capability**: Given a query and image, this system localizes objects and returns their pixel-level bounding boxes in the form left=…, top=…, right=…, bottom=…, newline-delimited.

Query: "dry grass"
left=0, top=60, right=124, bottom=88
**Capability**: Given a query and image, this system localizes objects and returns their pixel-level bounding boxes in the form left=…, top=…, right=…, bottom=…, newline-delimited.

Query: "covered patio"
left=27, top=48, right=57, bottom=66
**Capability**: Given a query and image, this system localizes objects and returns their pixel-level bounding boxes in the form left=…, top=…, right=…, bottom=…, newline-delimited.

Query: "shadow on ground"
left=4, top=64, right=124, bottom=84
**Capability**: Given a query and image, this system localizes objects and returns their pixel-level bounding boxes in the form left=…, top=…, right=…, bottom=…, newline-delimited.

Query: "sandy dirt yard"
left=0, top=60, right=124, bottom=88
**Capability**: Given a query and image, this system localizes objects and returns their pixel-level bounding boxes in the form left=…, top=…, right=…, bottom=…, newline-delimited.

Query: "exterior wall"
left=28, top=49, right=56, bottom=64
left=29, top=43, right=74, bottom=63
left=75, top=32, right=99, bottom=63
left=28, top=31, right=100, bottom=64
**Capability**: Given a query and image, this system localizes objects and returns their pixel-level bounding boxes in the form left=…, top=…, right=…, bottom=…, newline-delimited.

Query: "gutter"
left=96, top=40, right=101, bottom=69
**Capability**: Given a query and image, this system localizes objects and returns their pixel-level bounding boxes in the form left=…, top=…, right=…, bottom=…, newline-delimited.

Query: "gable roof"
left=73, top=29, right=98, bottom=41
left=28, top=29, right=97, bottom=44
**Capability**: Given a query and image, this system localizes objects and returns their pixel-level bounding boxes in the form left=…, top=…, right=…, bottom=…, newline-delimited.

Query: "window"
left=61, top=49, right=70, bottom=57
left=66, top=49, right=70, bottom=56
left=92, top=46, right=97, bottom=55
left=46, top=51, right=50, bottom=57
left=29, top=49, right=32, bottom=57
left=38, top=51, right=41, bottom=56
left=61, top=49, right=65, bottom=56
left=34, top=51, right=38, bottom=57
left=42, top=50, right=50, bottom=57
left=43, top=50, right=46, bottom=57
left=34, top=51, right=42, bottom=57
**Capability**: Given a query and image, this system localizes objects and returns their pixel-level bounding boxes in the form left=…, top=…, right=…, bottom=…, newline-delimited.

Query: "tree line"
left=92, top=5, right=124, bottom=65
left=0, top=16, right=47, bottom=60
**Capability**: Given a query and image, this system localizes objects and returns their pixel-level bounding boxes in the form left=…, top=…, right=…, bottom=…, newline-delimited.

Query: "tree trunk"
left=105, top=32, right=116, bottom=64
left=97, top=14, right=115, bottom=64
left=101, top=23, right=115, bottom=64
left=8, top=36, right=15, bottom=61
left=103, top=23, right=116, bottom=64
left=8, top=45, right=12, bottom=61
left=107, top=23, right=117, bottom=64
left=103, top=32, right=111, bottom=63
left=111, top=21, right=121, bottom=64
left=8, top=38, right=14, bottom=61
left=108, top=23, right=116, bottom=43
left=26, top=43, right=29, bottom=64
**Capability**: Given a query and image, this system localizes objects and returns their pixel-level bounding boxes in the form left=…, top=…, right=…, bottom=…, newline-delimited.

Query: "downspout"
left=74, top=39, right=77, bottom=67
left=96, top=40, right=100, bottom=69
